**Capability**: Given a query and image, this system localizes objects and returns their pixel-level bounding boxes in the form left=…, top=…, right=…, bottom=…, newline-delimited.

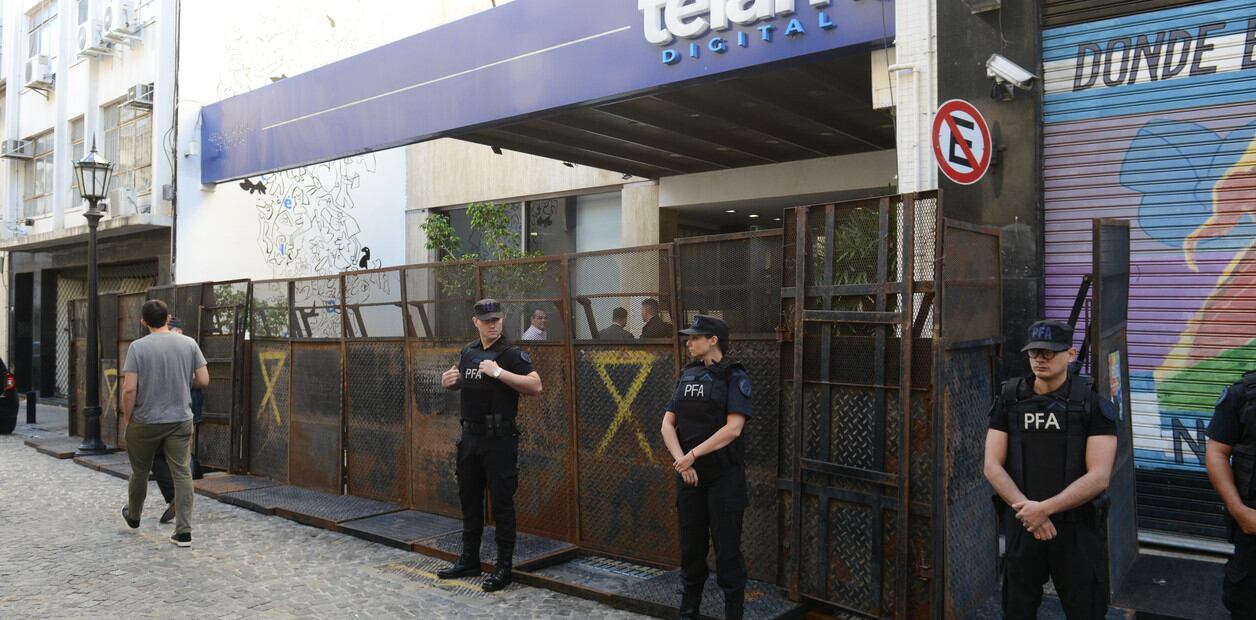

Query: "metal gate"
left=1092, top=219, right=1137, bottom=595
left=198, top=281, right=248, bottom=472
left=781, top=192, right=1002, bottom=619
left=248, top=280, right=293, bottom=483
left=115, top=293, right=147, bottom=450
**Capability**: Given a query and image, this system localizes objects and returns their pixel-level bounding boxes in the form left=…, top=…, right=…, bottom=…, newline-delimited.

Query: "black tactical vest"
left=1001, top=375, right=1093, bottom=505
left=1231, top=371, right=1256, bottom=506
left=674, top=359, right=746, bottom=471
left=457, top=340, right=517, bottom=423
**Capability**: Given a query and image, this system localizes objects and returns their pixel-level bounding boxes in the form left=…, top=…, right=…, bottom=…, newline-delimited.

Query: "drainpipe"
left=887, top=62, right=921, bottom=192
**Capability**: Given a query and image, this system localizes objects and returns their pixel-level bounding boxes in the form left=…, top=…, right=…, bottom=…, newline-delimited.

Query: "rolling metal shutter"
left=1043, top=0, right=1256, bottom=540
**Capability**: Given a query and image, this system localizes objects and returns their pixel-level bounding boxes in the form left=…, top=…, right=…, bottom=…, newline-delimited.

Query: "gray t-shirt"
left=121, top=331, right=207, bottom=424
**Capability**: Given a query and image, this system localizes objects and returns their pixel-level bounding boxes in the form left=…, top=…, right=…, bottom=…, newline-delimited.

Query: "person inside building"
left=521, top=307, right=547, bottom=341
left=983, top=320, right=1118, bottom=619
left=150, top=315, right=206, bottom=525
left=597, top=307, right=634, bottom=341
left=659, top=314, right=751, bottom=620
left=437, top=299, right=543, bottom=592
left=1204, top=371, right=1256, bottom=618
left=640, top=298, right=673, bottom=338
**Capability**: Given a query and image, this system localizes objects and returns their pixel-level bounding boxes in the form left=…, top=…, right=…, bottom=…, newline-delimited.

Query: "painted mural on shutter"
left=1043, top=0, right=1256, bottom=539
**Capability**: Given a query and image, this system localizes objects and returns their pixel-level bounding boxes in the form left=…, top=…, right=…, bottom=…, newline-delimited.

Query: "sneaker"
left=159, top=503, right=176, bottom=524
left=122, top=507, right=140, bottom=529
left=170, top=532, right=192, bottom=548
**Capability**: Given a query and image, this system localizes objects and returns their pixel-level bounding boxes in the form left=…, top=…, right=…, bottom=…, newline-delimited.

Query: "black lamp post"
left=75, top=140, right=113, bottom=456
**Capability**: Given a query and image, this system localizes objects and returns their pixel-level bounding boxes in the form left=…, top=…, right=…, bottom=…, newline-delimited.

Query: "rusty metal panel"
left=567, top=247, right=675, bottom=342
left=292, top=277, right=343, bottom=340
left=514, top=343, right=576, bottom=542
left=71, top=337, right=85, bottom=436
left=408, top=341, right=463, bottom=518
left=404, top=263, right=477, bottom=341
left=251, top=281, right=291, bottom=339
left=574, top=344, right=678, bottom=566
left=100, top=359, right=119, bottom=448
left=118, top=293, right=146, bottom=341
left=735, top=339, right=781, bottom=583
left=676, top=231, right=783, bottom=336
left=288, top=342, right=342, bottom=493
left=249, top=340, right=291, bottom=482
left=198, top=423, right=231, bottom=472
left=346, top=340, right=408, bottom=504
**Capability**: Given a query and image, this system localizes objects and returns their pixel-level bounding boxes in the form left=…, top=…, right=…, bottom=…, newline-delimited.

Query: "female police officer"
left=660, top=314, right=751, bottom=620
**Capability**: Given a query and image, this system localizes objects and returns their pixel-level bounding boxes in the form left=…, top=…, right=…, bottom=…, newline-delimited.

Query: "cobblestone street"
left=0, top=428, right=645, bottom=619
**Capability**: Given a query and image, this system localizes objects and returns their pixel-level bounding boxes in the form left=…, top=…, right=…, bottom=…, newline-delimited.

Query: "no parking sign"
left=932, top=99, right=992, bottom=185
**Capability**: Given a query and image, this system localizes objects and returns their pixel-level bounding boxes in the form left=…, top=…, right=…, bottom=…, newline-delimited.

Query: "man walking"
left=437, top=299, right=542, bottom=591
left=119, top=300, right=209, bottom=547
left=151, top=315, right=205, bottom=525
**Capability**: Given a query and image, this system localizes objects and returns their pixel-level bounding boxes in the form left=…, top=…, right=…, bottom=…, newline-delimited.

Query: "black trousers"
left=1002, top=512, right=1107, bottom=620
left=456, top=432, right=518, bottom=554
left=1224, top=531, right=1256, bottom=619
left=152, top=424, right=203, bottom=503
left=676, top=466, right=748, bottom=594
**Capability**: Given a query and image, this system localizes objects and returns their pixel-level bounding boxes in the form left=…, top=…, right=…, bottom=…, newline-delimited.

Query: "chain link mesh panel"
left=289, top=343, right=342, bottom=493
left=198, top=423, right=231, bottom=473
left=404, top=264, right=477, bottom=341
left=568, top=248, right=675, bottom=341
left=677, top=233, right=782, bottom=335
left=292, top=278, right=342, bottom=340
left=346, top=340, right=408, bottom=504
left=736, top=340, right=781, bottom=582
left=249, top=341, right=291, bottom=482
left=251, top=281, right=291, bottom=339
left=409, top=341, right=464, bottom=518
left=346, top=270, right=404, bottom=339
left=574, top=344, right=678, bottom=565
left=514, top=344, right=575, bottom=541
left=54, top=277, right=86, bottom=398
left=481, top=260, right=565, bottom=343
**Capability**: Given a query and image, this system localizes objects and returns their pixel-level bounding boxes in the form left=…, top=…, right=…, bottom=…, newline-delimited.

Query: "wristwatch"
left=493, top=367, right=503, bottom=379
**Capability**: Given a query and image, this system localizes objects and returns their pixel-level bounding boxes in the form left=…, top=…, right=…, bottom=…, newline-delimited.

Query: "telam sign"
left=640, top=0, right=837, bottom=64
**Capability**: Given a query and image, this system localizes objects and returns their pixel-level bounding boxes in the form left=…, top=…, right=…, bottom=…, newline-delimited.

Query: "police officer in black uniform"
left=984, top=320, right=1118, bottom=619
left=660, top=315, right=752, bottom=620
left=1204, top=370, right=1256, bottom=618
left=437, top=299, right=542, bottom=592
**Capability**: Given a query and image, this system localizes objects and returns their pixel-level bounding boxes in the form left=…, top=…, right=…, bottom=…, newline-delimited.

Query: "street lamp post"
left=75, top=141, right=113, bottom=456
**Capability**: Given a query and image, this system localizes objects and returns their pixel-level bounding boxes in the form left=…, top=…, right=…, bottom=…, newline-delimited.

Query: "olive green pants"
left=126, top=420, right=194, bottom=535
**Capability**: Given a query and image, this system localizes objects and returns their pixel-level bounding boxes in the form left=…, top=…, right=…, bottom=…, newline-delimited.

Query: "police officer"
left=984, top=320, right=1118, bottom=619
left=437, top=299, right=542, bottom=592
left=660, top=315, right=751, bottom=620
left=1204, top=371, right=1256, bottom=618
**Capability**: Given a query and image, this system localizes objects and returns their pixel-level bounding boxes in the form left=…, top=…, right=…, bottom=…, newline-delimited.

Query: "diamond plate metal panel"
left=408, top=341, right=463, bottom=518
left=514, top=344, right=575, bottom=541
left=831, top=387, right=878, bottom=471
left=828, top=500, right=874, bottom=611
left=249, top=341, right=291, bottom=482
left=737, top=340, right=780, bottom=583
left=346, top=340, right=408, bottom=504
left=289, top=342, right=342, bottom=494
left=574, top=345, right=677, bottom=566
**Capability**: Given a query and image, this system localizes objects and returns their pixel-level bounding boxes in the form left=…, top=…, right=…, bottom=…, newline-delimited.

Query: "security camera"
left=986, top=53, right=1038, bottom=91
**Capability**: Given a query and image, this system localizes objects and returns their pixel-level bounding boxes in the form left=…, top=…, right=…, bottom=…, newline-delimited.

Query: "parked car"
left=0, top=359, right=18, bottom=434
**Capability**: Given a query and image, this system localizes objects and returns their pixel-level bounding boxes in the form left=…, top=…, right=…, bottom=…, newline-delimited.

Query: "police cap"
left=473, top=298, right=504, bottom=321
left=1020, top=319, right=1073, bottom=352
left=679, top=314, right=729, bottom=344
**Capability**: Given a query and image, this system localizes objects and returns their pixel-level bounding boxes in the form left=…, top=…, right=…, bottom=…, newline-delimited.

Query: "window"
left=439, top=202, right=523, bottom=260
left=69, top=118, right=86, bottom=208
left=77, top=0, right=89, bottom=28
left=27, top=2, right=58, bottom=62
left=103, top=103, right=153, bottom=210
left=23, top=131, right=55, bottom=219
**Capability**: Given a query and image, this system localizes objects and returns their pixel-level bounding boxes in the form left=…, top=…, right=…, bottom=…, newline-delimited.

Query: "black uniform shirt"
left=458, top=337, right=534, bottom=423
left=988, top=377, right=1117, bottom=500
left=1206, top=380, right=1249, bottom=446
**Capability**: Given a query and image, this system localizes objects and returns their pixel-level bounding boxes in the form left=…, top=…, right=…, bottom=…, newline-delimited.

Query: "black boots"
left=436, top=550, right=481, bottom=579
left=678, top=588, right=702, bottom=619
left=725, top=589, right=745, bottom=620
left=482, top=549, right=513, bottom=592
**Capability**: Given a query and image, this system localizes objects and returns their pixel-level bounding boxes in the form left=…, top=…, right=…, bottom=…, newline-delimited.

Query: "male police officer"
left=437, top=299, right=542, bottom=592
left=1205, top=371, right=1256, bottom=618
left=984, top=320, right=1118, bottom=619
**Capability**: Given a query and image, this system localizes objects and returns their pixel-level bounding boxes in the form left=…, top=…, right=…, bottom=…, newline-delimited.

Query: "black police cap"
left=679, top=314, right=729, bottom=343
left=474, top=298, right=503, bottom=320
left=1021, top=319, right=1073, bottom=352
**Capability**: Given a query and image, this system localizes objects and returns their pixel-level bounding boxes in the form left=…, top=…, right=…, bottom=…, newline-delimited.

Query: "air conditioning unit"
left=106, top=186, right=138, bottom=215
left=123, top=82, right=154, bottom=110
left=102, top=0, right=139, bottom=43
left=24, top=55, right=54, bottom=89
left=1, top=139, right=34, bottom=159
left=77, top=21, right=112, bottom=57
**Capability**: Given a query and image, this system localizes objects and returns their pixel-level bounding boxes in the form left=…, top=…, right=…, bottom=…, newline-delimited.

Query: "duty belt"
left=461, top=415, right=517, bottom=438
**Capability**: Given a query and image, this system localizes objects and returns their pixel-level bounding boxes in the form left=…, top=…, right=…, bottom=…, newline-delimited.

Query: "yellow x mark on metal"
left=591, top=350, right=658, bottom=461
left=258, top=351, right=288, bottom=425
left=104, top=368, right=119, bottom=410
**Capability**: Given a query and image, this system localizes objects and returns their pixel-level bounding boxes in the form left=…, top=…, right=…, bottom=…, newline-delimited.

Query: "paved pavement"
left=0, top=417, right=646, bottom=619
